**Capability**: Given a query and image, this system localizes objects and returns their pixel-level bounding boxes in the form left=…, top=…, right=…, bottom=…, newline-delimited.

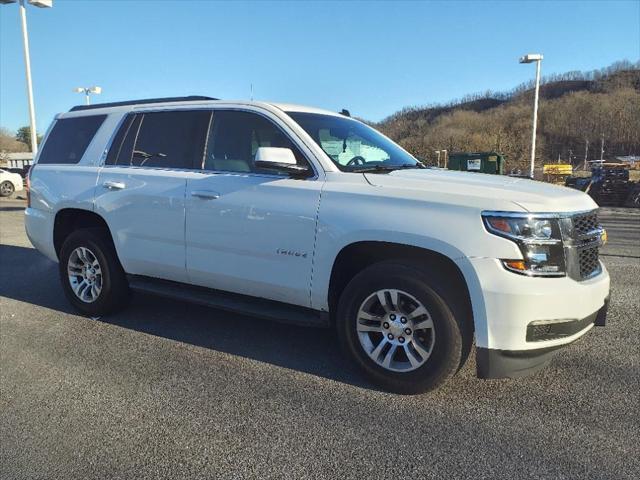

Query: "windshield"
left=287, top=112, right=420, bottom=172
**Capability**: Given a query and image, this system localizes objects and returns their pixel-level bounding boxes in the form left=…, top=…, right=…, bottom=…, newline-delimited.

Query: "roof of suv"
left=63, top=97, right=344, bottom=119
left=68, top=96, right=218, bottom=112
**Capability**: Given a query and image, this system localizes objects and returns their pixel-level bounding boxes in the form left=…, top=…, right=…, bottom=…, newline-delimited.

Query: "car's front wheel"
left=336, top=261, right=470, bottom=394
left=0, top=181, right=15, bottom=197
left=59, top=228, right=130, bottom=316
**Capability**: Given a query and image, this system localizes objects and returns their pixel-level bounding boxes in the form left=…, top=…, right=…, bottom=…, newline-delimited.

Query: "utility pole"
left=18, top=0, right=38, bottom=154
left=600, top=133, right=605, bottom=161
left=519, top=53, right=543, bottom=179
left=583, top=139, right=589, bottom=170
left=74, top=86, right=102, bottom=105
left=2, top=0, right=54, bottom=154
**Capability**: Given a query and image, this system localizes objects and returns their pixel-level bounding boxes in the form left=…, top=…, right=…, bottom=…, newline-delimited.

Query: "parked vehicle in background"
left=7, top=166, right=31, bottom=180
left=565, top=164, right=639, bottom=208
left=0, top=169, right=24, bottom=197
left=25, top=97, right=610, bottom=393
left=624, top=183, right=640, bottom=207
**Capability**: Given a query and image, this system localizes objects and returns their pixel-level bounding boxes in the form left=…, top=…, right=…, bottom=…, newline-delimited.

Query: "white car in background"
left=0, top=168, right=24, bottom=197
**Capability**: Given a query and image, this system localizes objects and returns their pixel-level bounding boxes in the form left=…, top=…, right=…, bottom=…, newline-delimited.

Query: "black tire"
left=336, top=261, right=471, bottom=394
left=58, top=228, right=130, bottom=316
left=0, top=181, right=15, bottom=197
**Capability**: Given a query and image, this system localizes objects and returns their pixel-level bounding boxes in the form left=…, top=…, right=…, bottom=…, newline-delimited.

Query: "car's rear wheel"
left=336, top=261, right=470, bottom=394
left=59, top=228, right=130, bottom=316
left=0, top=181, right=14, bottom=197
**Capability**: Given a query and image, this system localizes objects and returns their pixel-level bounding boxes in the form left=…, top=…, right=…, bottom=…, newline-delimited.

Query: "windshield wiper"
left=350, top=164, right=425, bottom=173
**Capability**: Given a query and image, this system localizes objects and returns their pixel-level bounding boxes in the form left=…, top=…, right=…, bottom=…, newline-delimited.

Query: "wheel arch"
left=327, top=241, right=474, bottom=330
left=53, top=208, right=116, bottom=260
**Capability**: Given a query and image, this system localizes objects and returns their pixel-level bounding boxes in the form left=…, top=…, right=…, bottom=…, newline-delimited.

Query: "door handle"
left=191, top=190, right=220, bottom=200
left=103, top=181, right=126, bottom=190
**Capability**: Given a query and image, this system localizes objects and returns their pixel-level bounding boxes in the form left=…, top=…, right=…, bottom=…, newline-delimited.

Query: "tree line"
left=0, top=126, right=41, bottom=154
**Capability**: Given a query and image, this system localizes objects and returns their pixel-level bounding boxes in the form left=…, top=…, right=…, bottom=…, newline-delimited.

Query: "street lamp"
left=74, top=86, right=102, bottom=105
left=0, top=0, right=53, bottom=155
left=519, top=53, right=543, bottom=179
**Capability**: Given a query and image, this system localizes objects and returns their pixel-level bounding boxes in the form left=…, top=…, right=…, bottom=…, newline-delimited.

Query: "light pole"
left=0, top=0, right=53, bottom=154
left=519, top=53, right=543, bottom=179
left=74, top=86, right=102, bottom=105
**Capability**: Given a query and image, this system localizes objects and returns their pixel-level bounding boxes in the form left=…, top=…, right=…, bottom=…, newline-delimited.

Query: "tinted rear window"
left=38, top=115, right=106, bottom=164
left=107, top=110, right=211, bottom=169
left=105, top=114, right=141, bottom=166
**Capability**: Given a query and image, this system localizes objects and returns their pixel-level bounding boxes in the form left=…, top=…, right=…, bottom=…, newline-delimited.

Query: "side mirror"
left=254, top=147, right=311, bottom=177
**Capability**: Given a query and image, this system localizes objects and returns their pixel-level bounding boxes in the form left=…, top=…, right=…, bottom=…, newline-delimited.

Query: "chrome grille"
left=563, top=210, right=603, bottom=281
left=572, top=211, right=598, bottom=236
left=578, top=245, right=600, bottom=278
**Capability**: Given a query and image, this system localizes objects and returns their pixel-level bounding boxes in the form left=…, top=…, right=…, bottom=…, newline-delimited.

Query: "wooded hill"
left=374, top=61, right=640, bottom=172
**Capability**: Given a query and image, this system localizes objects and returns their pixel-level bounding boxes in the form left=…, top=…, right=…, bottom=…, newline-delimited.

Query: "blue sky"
left=1, top=0, right=638, bottom=133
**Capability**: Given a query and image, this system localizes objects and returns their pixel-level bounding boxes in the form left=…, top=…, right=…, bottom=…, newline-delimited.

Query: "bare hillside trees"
left=377, top=64, right=640, bottom=171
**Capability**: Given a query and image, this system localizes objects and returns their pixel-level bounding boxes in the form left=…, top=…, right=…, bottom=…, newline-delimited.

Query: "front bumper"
left=455, top=256, right=610, bottom=379
left=477, top=298, right=609, bottom=379
left=462, top=257, right=610, bottom=350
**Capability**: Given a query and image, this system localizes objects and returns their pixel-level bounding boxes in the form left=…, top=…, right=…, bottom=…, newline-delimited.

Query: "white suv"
left=25, top=96, right=610, bottom=393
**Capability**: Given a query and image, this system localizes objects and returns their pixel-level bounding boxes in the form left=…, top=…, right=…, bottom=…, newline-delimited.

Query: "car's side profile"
left=25, top=97, right=610, bottom=393
left=0, top=168, right=24, bottom=197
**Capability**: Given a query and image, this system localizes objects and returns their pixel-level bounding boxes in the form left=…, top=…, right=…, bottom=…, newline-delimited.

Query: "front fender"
left=311, top=185, right=519, bottom=307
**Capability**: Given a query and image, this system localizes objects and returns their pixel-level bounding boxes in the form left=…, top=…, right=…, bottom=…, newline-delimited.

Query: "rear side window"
left=105, top=114, right=141, bottom=166
left=38, top=115, right=106, bottom=164
left=106, top=110, right=210, bottom=169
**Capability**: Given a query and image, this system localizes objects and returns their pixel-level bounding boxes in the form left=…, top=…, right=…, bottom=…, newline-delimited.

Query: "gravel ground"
left=1, top=198, right=639, bottom=479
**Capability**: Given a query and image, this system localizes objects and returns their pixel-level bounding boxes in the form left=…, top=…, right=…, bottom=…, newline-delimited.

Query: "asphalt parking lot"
left=1, top=197, right=639, bottom=479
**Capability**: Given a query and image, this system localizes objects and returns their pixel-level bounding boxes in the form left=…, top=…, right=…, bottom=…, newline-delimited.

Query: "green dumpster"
left=447, top=152, right=505, bottom=175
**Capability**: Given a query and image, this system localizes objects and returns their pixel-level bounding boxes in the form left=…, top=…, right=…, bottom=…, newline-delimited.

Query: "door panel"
left=184, top=109, right=323, bottom=307
left=95, top=167, right=188, bottom=282
left=185, top=172, right=322, bottom=307
left=95, top=109, right=210, bottom=282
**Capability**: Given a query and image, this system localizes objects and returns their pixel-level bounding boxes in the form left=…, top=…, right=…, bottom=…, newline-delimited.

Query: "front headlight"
left=482, top=212, right=565, bottom=277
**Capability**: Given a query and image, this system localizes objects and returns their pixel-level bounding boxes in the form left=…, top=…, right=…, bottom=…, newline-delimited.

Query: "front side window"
left=204, top=110, right=309, bottom=174
left=287, top=112, right=421, bottom=172
left=106, top=110, right=210, bottom=169
left=38, top=115, right=106, bottom=165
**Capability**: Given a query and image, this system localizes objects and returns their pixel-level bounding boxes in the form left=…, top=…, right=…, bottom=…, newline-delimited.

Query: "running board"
left=127, top=275, right=330, bottom=328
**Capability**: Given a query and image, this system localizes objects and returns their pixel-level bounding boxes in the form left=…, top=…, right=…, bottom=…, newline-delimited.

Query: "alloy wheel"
left=356, top=288, right=436, bottom=372
left=67, top=246, right=103, bottom=303
left=0, top=182, right=14, bottom=196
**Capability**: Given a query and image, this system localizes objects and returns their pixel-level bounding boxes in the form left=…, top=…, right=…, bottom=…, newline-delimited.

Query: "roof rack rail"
left=69, top=96, right=218, bottom=112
